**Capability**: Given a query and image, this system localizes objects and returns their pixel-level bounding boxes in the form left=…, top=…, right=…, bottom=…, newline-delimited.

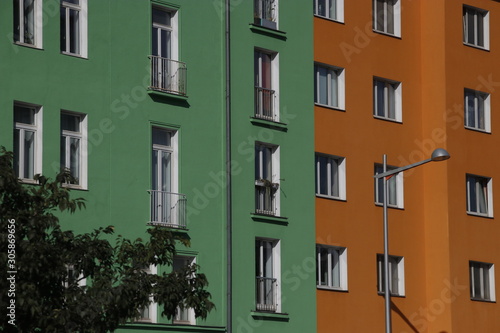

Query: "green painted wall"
left=228, top=1, right=317, bottom=332
left=1, top=0, right=226, bottom=331
left=1, top=0, right=316, bottom=332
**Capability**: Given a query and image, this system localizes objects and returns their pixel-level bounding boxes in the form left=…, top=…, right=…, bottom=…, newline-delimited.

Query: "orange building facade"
left=314, top=0, right=500, bottom=332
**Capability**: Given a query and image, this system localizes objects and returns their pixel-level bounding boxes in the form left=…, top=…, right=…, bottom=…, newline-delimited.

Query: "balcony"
left=254, top=0, right=277, bottom=30
left=256, top=276, right=278, bottom=312
left=255, top=179, right=278, bottom=216
left=254, top=87, right=276, bottom=121
left=149, top=56, right=187, bottom=96
left=148, top=190, right=187, bottom=229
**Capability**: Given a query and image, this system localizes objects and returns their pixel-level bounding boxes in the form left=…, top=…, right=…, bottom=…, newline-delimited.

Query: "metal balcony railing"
left=254, top=0, right=277, bottom=29
left=256, top=276, right=278, bottom=312
left=148, top=190, right=187, bottom=229
left=149, top=56, right=187, bottom=96
left=255, top=180, right=278, bottom=216
left=254, top=87, right=276, bottom=121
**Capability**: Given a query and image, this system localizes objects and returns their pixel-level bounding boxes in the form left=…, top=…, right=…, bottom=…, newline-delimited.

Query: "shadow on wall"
left=391, top=301, right=449, bottom=333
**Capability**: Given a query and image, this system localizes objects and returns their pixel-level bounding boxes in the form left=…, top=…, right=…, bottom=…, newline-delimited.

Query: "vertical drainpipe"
left=224, top=0, right=232, bottom=332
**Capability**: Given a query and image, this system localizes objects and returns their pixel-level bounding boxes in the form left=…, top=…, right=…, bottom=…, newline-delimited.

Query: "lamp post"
left=374, top=148, right=450, bottom=333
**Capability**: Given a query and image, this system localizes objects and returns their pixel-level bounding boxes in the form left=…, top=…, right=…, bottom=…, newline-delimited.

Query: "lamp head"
left=431, top=148, right=450, bottom=162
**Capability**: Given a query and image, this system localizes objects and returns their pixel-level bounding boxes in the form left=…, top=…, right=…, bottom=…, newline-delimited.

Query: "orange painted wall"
left=315, top=0, right=500, bottom=332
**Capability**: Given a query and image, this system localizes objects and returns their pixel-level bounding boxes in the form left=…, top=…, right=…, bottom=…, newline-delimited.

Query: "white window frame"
left=466, top=174, right=493, bottom=217
left=255, top=142, right=280, bottom=216
left=374, top=164, right=404, bottom=209
left=314, top=0, right=344, bottom=23
left=377, top=254, right=405, bottom=297
left=173, top=255, right=196, bottom=325
left=152, top=127, right=179, bottom=194
left=138, top=265, right=158, bottom=323
left=373, top=0, right=401, bottom=37
left=13, top=0, right=43, bottom=47
left=315, top=153, right=346, bottom=200
left=373, top=77, right=402, bottom=122
left=13, top=102, right=43, bottom=182
left=254, top=49, right=280, bottom=122
left=60, top=0, right=88, bottom=58
left=470, top=261, right=496, bottom=302
left=464, top=88, right=490, bottom=132
left=463, top=5, right=489, bottom=50
left=314, top=63, right=345, bottom=110
left=61, top=111, right=88, bottom=189
left=316, top=245, right=348, bottom=291
left=255, top=238, right=281, bottom=313
left=64, top=264, right=86, bottom=288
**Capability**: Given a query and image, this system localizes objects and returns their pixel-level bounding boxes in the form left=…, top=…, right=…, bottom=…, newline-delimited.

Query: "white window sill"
left=375, top=202, right=404, bottom=210
left=313, top=14, right=344, bottom=24
left=467, top=211, right=493, bottom=219
left=317, top=285, right=348, bottom=292
left=465, top=125, right=490, bottom=134
left=14, top=41, right=43, bottom=50
left=316, top=194, right=346, bottom=202
left=61, top=51, right=88, bottom=59
left=62, top=183, right=88, bottom=191
left=314, top=102, right=345, bottom=112
left=372, top=29, right=401, bottom=39
left=373, top=115, right=402, bottom=123
left=463, top=42, right=489, bottom=51
left=18, top=178, right=39, bottom=185
left=470, top=297, right=496, bottom=303
left=378, top=291, right=405, bottom=298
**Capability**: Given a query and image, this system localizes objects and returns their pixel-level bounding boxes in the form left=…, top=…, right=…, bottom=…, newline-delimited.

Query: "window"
left=463, top=5, right=489, bottom=49
left=60, top=0, right=88, bottom=57
left=13, top=0, right=42, bottom=47
left=466, top=174, right=493, bottom=217
left=173, top=256, right=196, bottom=325
left=374, top=164, right=403, bottom=208
left=138, top=265, right=158, bottom=323
left=377, top=254, right=405, bottom=296
left=313, top=0, right=344, bottom=22
left=60, top=112, right=87, bottom=188
left=316, top=245, right=348, bottom=290
left=373, top=77, right=402, bottom=122
left=373, top=0, right=401, bottom=37
left=464, top=89, right=490, bottom=132
left=65, top=265, right=86, bottom=288
left=13, top=103, right=42, bottom=181
left=150, top=6, right=186, bottom=95
left=315, top=153, right=346, bottom=200
left=150, top=128, right=186, bottom=228
left=254, top=0, right=278, bottom=29
left=314, top=64, right=345, bottom=110
left=255, top=143, right=280, bottom=216
left=254, top=49, right=279, bottom=121
left=255, top=238, right=281, bottom=312
left=470, top=261, right=496, bottom=302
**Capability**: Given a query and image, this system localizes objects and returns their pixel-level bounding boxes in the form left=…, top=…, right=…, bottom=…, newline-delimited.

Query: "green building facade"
left=0, top=1, right=315, bottom=332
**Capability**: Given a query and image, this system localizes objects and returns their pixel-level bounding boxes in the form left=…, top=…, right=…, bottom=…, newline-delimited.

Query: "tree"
left=0, top=148, right=214, bottom=332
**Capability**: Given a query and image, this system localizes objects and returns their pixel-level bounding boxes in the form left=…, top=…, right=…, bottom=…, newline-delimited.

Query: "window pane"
left=160, top=29, right=171, bottom=59
left=330, top=69, right=338, bottom=107
left=24, top=0, right=35, bottom=44
left=388, top=83, right=396, bottom=119
left=152, top=129, right=171, bottom=146
left=467, top=10, right=475, bottom=44
left=465, top=92, right=475, bottom=128
left=318, top=156, right=328, bottom=195
left=468, top=176, right=477, bottom=212
left=14, top=105, right=35, bottom=124
left=317, top=0, right=326, bottom=16
left=477, top=180, right=487, bottom=214
left=13, top=129, right=20, bottom=177
left=261, top=53, right=272, bottom=89
left=153, top=8, right=171, bottom=26
left=60, top=7, right=67, bottom=51
left=14, top=0, right=20, bottom=42
left=152, top=27, right=159, bottom=56
left=331, top=158, right=339, bottom=197
left=61, top=113, right=80, bottom=132
left=152, top=150, right=158, bottom=190
left=69, top=8, right=80, bottom=54
left=24, top=130, right=35, bottom=179
left=388, top=175, right=397, bottom=205
left=60, top=135, right=67, bottom=170
left=331, top=249, right=340, bottom=287
left=477, top=12, right=484, bottom=47
left=329, top=0, right=337, bottom=20
left=320, top=248, right=328, bottom=286
left=375, top=0, right=385, bottom=31
left=374, top=80, right=385, bottom=117
left=477, top=94, right=485, bottom=129
left=318, top=67, right=328, bottom=105
left=160, top=151, right=171, bottom=192
left=472, top=264, right=482, bottom=297
left=70, top=137, right=80, bottom=182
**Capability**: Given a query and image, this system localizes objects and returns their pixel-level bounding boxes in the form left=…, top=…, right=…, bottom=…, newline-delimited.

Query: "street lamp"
left=374, top=148, right=450, bottom=333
